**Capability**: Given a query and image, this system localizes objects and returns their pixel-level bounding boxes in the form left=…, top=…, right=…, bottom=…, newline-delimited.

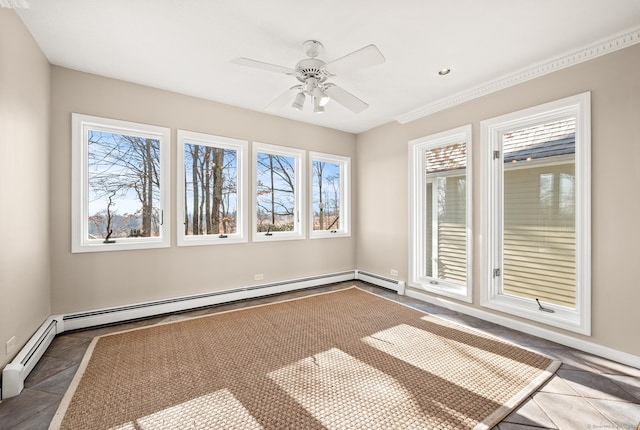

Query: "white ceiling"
left=15, top=0, right=640, bottom=134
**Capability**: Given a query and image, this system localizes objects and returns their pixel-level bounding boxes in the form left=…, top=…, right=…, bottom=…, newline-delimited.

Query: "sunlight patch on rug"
left=363, top=321, right=549, bottom=401
left=268, top=347, right=435, bottom=429
left=108, top=389, right=263, bottom=430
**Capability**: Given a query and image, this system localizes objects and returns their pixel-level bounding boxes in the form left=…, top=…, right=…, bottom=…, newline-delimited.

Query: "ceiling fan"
left=232, top=40, right=385, bottom=114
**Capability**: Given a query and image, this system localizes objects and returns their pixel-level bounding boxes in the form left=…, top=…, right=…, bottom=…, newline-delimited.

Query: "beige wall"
left=0, top=10, right=51, bottom=369
left=50, top=67, right=357, bottom=314
left=356, top=44, right=640, bottom=356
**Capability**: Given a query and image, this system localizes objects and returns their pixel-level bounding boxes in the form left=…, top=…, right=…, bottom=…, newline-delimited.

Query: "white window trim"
left=252, top=142, right=305, bottom=242
left=308, top=152, right=351, bottom=239
left=480, top=92, right=591, bottom=335
left=176, top=130, right=248, bottom=246
left=408, top=124, right=473, bottom=303
left=71, top=113, right=171, bottom=253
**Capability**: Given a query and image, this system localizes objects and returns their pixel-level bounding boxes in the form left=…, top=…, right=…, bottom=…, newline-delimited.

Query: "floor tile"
left=42, top=334, right=87, bottom=358
left=43, top=339, right=91, bottom=364
left=501, top=397, right=558, bottom=428
left=533, top=392, right=615, bottom=429
left=606, top=373, right=640, bottom=401
left=404, top=300, right=458, bottom=315
left=22, top=356, right=75, bottom=389
left=569, top=350, right=640, bottom=378
left=60, top=326, right=112, bottom=341
left=539, top=375, right=579, bottom=396
left=0, top=389, right=60, bottom=430
left=29, top=364, right=79, bottom=395
left=557, top=368, right=639, bottom=402
left=492, top=330, right=562, bottom=352
left=542, top=348, right=600, bottom=373
left=497, top=423, right=556, bottom=429
left=586, top=398, right=640, bottom=429
left=7, top=401, right=59, bottom=430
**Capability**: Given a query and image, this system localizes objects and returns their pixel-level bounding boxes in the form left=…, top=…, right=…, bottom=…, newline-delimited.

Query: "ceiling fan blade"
left=264, top=86, right=302, bottom=113
left=325, top=84, right=369, bottom=113
left=231, top=57, right=295, bottom=75
left=326, top=44, right=386, bottom=75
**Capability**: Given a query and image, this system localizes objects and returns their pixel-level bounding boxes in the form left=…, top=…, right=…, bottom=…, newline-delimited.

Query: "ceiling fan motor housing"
left=295, top=58, right=330, bottom=84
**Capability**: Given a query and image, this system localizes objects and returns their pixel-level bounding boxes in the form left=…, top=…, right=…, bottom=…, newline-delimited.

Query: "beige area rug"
left=50, top=287, right=560, bottom=430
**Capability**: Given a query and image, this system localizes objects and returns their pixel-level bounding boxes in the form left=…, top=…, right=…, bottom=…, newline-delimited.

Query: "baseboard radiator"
left=2, top=270, right=373, bottom=399
left=355, top=270, right=406, bottom=295
left=2, top=317, right=61, bottom=398
left=60, top=271, right=357, bottom=332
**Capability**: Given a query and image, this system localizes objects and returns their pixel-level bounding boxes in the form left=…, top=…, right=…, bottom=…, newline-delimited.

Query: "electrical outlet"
left=254, top=274, right=264, bottom=281
left=390, top=269, right=399, bottom=277
left=6, top=336, right=16, bottom=354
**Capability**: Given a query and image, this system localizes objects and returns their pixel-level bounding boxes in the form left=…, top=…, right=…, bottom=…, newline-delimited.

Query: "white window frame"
left=480, top=92, right=591, bottom=335
left=177, top=130, right=248, bottom=246
left=252, top=142, right=305, bottom=242
left=408, top=124, right=473, bottom=303
left=71, top=113, right=171, bottom=253
left=309, top=152, right=351, bottom=239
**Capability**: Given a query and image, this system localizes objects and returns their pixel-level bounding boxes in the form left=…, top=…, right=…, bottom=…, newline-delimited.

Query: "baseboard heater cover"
left=1, top=270, right=356, bottom=399
left=60, top=271, right=356, bottom=332
left=2, top=317, right=61, bottom=399
left=356, top=270, right=405, bottom=295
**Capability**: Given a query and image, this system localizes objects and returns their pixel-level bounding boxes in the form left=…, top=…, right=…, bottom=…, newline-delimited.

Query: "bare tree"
left=256, top=153, right=296, bottom=231
left=211, top=148, right=225, bottom=233
left=88, top=131, right=161, bottom=239
left=189, top=144, right=199, bottom=234
left=313, top=161, right=325, bottom=229
left=183, top=145, right=235, bottom=236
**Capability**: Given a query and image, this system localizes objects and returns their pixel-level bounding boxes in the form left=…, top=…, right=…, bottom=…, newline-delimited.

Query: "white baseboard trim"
left=1, top=270, right=357, bottom=399
left=405, top=287, right=640, bottom=369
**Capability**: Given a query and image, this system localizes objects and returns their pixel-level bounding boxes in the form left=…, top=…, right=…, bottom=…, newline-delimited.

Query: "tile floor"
left=0, top=281, right=638, bottom=429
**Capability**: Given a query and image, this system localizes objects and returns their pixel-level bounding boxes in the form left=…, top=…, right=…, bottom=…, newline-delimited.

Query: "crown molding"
left=395, top=25, right=640, bottom=125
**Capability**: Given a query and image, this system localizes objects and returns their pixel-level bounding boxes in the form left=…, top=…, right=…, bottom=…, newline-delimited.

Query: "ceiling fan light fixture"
left=313, top=96, right=325, bottom=113
left=312, top=86, right=330, bottom=106
left=292, top=92, right=305, bottom=110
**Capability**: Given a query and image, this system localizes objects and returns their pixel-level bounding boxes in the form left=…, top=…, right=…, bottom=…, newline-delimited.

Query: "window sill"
left=72, top=239, right=170, bottom=253
left=177, top=236, right=248, bottom=247
left=409, top=279, right=472, bottom=303
left=310, top=231, right=351, bottom=239
left=481, top=293, right=590, bottom=335
left=252, top=233, right=305, bottom=243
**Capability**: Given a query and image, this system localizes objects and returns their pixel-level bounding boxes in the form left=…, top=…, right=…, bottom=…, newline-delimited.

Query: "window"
left=252, top=142, right=305, bottom=241
left=72, top=114, right=170, bottom=252
left=177, top=130, right=248, bottom=246
left=309, top=152, right=350, bottom=238
left=480, top=92, right=591, bottom=334
left=409, top=125, right=472, bottom=302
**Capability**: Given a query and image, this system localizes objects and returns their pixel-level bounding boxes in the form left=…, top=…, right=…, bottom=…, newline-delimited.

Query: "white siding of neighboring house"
left=503, top=162, right=576, bottom=307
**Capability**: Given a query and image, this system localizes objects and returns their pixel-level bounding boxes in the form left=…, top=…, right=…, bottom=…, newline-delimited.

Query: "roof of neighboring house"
left=503, top=117, right=576, bottom=162
left=425, top=118, right=576, bottom=174
left=426, top=142, right=466, bottom=174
